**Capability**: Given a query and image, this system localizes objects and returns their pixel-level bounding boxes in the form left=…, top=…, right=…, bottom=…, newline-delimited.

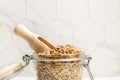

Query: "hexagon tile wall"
left=0, top=0, right=120, bottom=77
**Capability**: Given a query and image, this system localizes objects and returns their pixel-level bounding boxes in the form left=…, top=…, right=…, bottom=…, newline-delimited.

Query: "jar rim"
left=31, top=52, right=85, bottom=62
left=33, top=51, right=84, bottom=55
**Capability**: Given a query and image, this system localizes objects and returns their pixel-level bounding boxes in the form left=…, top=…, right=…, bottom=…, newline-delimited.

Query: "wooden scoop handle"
left=14, top=24, right=37, bottom=41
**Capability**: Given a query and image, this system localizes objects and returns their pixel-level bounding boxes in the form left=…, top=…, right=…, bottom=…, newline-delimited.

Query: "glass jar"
left=30, top=52, right=94, bottom=80
left=0, top=52, right=94, bottom=80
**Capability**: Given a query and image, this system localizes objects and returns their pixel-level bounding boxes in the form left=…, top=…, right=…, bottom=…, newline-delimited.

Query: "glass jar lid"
left=0, top=55, right=31, bottom=80
left=0, top=62, right=23, bottom=80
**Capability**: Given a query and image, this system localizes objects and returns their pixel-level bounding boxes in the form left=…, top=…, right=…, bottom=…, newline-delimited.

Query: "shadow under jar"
left=32, top=52, right=85, bottom=80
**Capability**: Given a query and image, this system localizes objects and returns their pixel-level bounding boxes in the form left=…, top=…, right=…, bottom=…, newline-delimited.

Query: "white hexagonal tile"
left=26, top=8, right=46, bottom=26
left=90, top=0, right=120, bottom=25
left=0, top=12, right=15, bottom=26
left=105, top=20, right=120, bottom=53
left=27, top=0, right=56, bottom=24
left=0, top=24, right=11, bottom=52
left=17, top=19, right=42, bottom=34
left=42, top=20, right=72, bottom=46
left=0, top=47, right=23, bottom=66
left=73, top=39, right=103, bottom=53
left=12, top=19, right=42, bottom=53
left=0, top=0, right=25, bottom=23
left=58, top=0, right=88, bottom=25
left=73, top=19, right=104, bottom=52
left=88, top=47, right=120, bottom=76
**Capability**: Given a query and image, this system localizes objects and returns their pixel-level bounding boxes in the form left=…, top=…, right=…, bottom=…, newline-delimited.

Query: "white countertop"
left=11, top=77, right=120, bottom=80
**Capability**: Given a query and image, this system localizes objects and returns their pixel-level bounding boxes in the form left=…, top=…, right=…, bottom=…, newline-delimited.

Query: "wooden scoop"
left=14, top=24, right=55, bottom=53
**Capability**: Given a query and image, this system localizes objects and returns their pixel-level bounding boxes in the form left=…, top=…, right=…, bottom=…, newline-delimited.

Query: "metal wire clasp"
left=83, top=55, right=94, bottom=80
left=22, top=54, right=32, bottom=67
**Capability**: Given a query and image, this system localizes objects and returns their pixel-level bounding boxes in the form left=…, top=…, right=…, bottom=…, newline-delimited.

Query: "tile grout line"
left=89, top=17, right=107, bottom=46
left=88, top=0, right=90, bottom=17
left=73, top=17, right=89, bottom=27
left=105, top=44, right=120, bottom=55
left=105, top=17, right=120, bottom=26
left=57, top=18, right=73, bottom=27
left=25, top=0, right=27, bottom=18
left=90, top=17, right=105, bottom=26
left=56, top=0, right=58, bottom=19
left=43, top=18, right=57, bottom=26
left=1, top=10, right=17, bottom=23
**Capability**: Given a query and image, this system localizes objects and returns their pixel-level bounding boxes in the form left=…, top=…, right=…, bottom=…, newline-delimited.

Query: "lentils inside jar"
left=36, top=44, right=82, bottom=80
